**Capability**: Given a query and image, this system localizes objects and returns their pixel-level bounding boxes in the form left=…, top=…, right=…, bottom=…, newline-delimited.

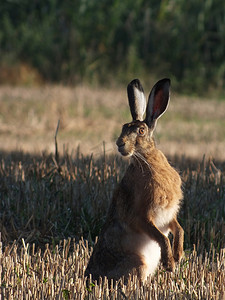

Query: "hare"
left=85, top=78, right=184, bottom=282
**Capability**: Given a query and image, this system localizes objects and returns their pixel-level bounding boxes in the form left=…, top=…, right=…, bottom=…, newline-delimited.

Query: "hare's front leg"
left=169, top=218, right=184, bottom=262
left=141, top=220, right=175, bottom=272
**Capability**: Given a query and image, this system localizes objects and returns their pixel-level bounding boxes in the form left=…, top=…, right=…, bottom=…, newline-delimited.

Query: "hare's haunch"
left=85, top=78, right=184, bottom=282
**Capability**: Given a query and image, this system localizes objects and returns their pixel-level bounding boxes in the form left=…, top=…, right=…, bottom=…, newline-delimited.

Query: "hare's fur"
left=85, top=79, right=184, bottom=282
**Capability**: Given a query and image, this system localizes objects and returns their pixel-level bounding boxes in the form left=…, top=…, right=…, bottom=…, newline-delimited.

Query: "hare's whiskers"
left=133, top=153, right=144, bottom=173
left=134, top=152, right=152, bottom=172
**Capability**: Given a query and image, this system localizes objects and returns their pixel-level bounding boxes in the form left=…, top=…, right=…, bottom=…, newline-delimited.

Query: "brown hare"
left=85, top=78, right=184, bottom=282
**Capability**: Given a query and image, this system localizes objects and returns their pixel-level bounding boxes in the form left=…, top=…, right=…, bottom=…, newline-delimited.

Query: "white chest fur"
left=154, top=204, right=179, bottom=228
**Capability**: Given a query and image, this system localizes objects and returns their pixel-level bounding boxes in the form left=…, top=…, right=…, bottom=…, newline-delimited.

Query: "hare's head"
left=116, top=78, right=170, bottom=157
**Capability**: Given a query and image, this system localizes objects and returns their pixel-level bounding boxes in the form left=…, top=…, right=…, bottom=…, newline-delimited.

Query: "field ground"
left=0, top=84, right=225, bottom=159
left=0, top=239, right=224, bottom=299
left=0, top=85, right=225, bottom=298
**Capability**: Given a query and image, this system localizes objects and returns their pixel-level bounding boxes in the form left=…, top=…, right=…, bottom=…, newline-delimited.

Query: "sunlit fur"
left=85, top=119, right=184, bottom=282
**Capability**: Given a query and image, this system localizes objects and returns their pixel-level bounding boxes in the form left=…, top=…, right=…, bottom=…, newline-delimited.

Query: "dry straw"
left=0, top=150, right=224, bottom=299
left=0, top=237, right=224, bottom=299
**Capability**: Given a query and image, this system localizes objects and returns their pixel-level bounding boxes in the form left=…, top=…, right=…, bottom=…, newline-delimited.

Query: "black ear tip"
left=129, top=78, right=140, bottom=85
left=127, top=79, right=144, bottom=92
left=161, top=78, right=171, bottom=86
left=153, top=78, right=171, bottom=91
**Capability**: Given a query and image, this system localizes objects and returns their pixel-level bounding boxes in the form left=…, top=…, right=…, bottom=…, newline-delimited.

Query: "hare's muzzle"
left=116, top=138, right=132, bottom=157
left=116, top=137, right=126, bottom=155
left=116, top=141, right=125, bottom=152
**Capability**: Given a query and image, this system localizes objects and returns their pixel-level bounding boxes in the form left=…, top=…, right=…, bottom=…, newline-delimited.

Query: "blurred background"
left=0, top=0, right=225, bottom=158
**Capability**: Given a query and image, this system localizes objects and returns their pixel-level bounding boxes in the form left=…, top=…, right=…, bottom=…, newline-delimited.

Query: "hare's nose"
left=116, top=138, right=125, bottom=148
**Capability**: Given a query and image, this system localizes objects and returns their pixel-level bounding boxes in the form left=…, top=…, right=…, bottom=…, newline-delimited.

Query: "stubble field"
left=0, top=84, right=224, bottom=299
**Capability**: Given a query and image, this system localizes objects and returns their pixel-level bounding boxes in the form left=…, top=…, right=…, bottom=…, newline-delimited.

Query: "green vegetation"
left=0, top=0, right=225, bottom=93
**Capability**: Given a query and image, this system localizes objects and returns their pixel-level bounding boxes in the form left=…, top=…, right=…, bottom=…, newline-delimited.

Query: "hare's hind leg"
left=169, top=218, right=184, bottom=262
left=107, top=253, right=147, bottom=282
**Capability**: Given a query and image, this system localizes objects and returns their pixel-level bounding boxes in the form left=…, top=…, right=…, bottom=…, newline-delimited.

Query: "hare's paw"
left=162, top=256, right=175, bottom=272
left=172, top=241, right=184, bottom=262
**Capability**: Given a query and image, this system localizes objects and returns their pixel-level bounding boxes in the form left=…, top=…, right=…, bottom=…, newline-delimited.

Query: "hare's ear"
left=127, top=79, right=146, bottom=121
left=145, top=78, right=170, bottom=130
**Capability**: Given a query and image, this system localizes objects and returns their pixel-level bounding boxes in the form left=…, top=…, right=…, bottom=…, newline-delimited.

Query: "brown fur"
left=85, top=80, right=184, bottom=282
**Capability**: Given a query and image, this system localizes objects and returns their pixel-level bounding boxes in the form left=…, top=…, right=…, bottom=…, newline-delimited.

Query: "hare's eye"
left=138, top=127, right=145, bottom=135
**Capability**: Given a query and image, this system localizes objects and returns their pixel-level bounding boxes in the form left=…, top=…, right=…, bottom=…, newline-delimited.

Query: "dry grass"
left=0, top=150, right=224, bottom=299
left=0, top=84, right=225, bottom=159
left=0, top=238, right=224, bottom=299
left=0, top=151, right=224, bottom=249
left=0, top=84, right=225, bottom=298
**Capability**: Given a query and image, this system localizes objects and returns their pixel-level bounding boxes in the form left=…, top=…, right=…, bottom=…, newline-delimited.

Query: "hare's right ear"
left=145, top=78, right=170, bottom=131
left=127, top=79, right=146, bottom=121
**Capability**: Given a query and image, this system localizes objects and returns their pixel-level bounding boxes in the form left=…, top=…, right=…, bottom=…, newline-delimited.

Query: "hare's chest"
left=154, top=204, right=179, bottom=229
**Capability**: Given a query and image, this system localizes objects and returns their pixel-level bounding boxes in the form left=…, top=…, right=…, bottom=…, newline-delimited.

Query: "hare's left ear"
left=145, top=78, right=170, bottom=131
left=127, top=79, right=146, bottom=121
